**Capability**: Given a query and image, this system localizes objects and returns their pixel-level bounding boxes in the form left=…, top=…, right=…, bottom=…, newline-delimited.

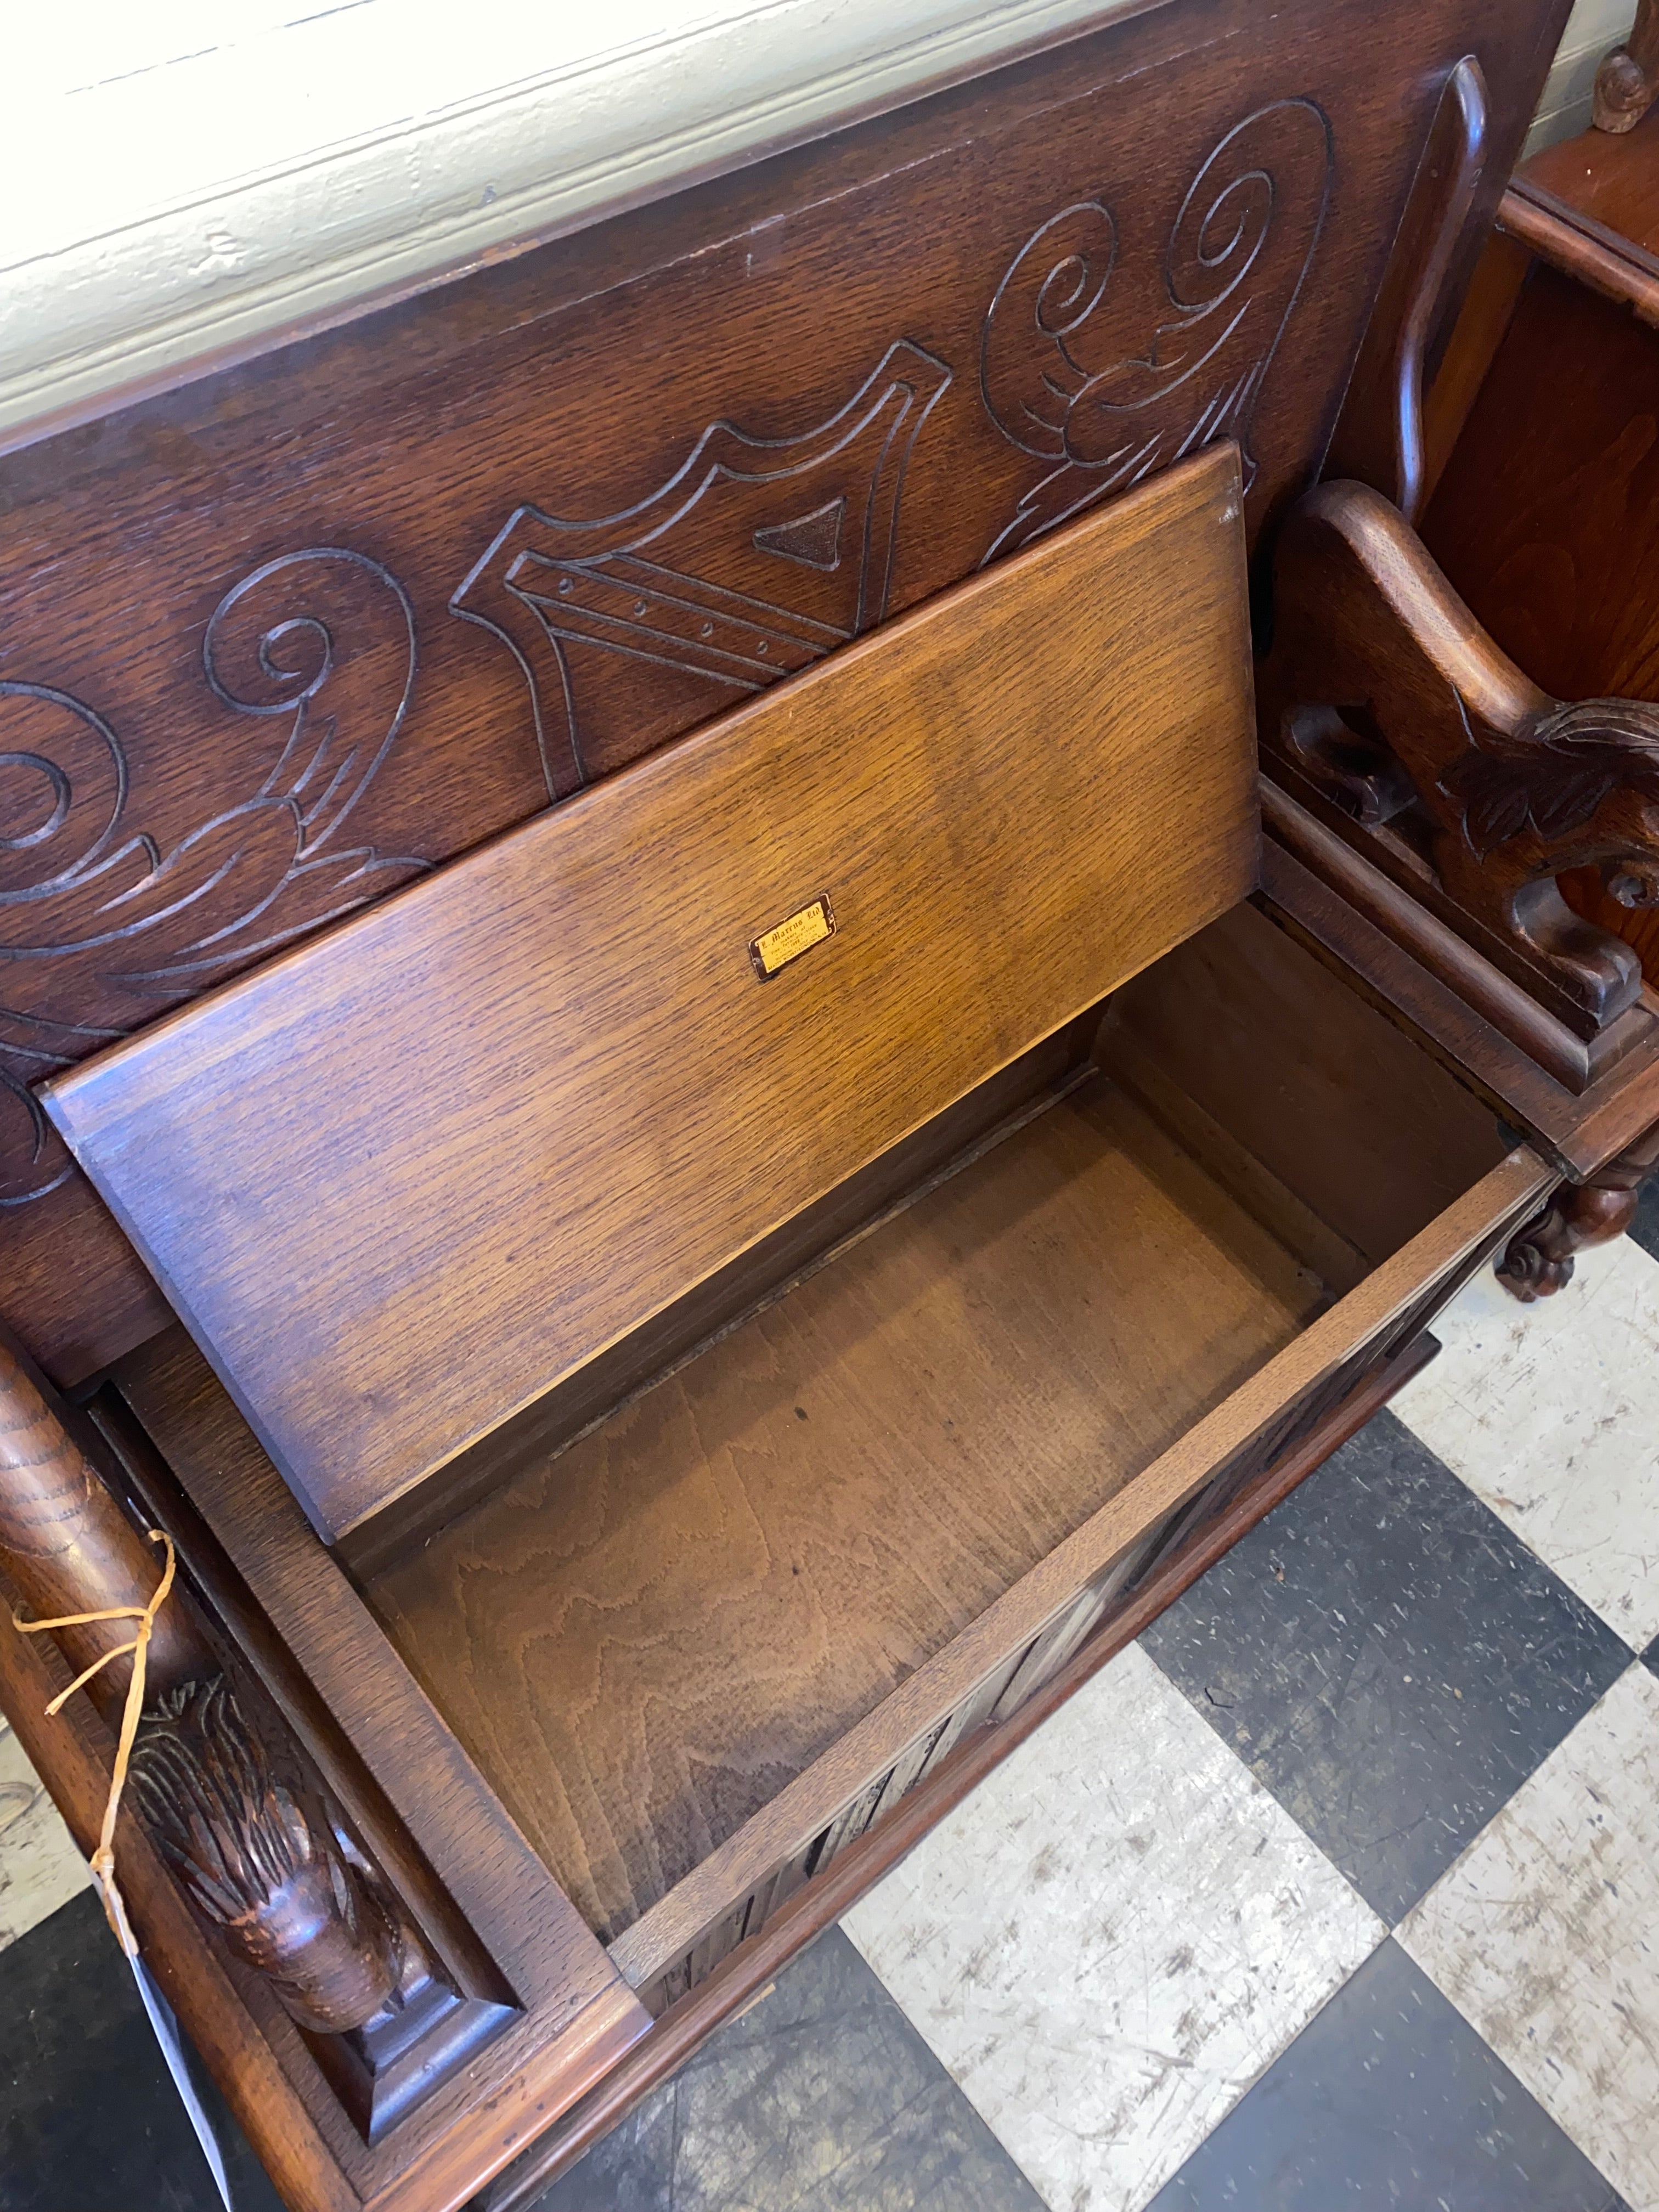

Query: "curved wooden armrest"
left=1258, top=478, right=1659, bottom=1038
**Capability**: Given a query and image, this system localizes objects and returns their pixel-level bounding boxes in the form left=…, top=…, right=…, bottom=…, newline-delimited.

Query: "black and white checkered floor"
left=5, top=1190, right=1658, bottom=2211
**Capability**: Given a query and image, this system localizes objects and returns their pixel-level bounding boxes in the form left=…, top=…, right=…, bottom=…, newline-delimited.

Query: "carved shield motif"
left=450, top=340, right=953, bottom=802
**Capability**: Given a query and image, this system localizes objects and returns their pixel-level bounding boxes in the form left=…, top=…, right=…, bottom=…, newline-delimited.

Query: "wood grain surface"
left=1105, top=902, right=1508, bottom=1263
left=601, top=1142, right=1548, bottom=1991
left=366, top=1070, right=1319, bottom=1939
left=338, top=1015, right=1102, bottom=1579
left=478, top=1333, right=1445, bottom=2212
left=48, top=450, right=1255, bottom=1540
left=1259, top=833, right=1659, bottom=1179
left=0, top=0, right=1573, bottom=1390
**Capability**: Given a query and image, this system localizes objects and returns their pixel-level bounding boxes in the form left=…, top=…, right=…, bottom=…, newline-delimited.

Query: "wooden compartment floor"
left=363, top=1077, right=1328, bottom=1941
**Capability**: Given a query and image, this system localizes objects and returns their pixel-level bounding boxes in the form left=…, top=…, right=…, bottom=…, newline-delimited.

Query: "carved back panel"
left=0, top=0, right=1568, bottom=1382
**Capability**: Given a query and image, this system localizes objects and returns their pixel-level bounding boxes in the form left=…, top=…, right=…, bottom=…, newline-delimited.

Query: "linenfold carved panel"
left=450, top=340, right=953, bottom=802
left=980, top=101, right=1334, bottom=561
left=0, top=551, right=424, bottom=1204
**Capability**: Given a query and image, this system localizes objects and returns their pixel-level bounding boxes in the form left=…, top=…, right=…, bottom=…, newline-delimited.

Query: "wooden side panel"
left=0, top=0, right=1574, bottom=1386
left=48, top=454, right=1256, bottom=1539
left=1105, top=902, right=1509, bottom=1263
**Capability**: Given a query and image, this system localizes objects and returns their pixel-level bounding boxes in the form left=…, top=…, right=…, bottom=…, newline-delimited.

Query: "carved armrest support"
left=1257, top=480, right=1659, bottom=1036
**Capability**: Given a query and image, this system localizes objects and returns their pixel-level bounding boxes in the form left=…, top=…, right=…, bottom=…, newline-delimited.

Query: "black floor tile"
left=1145, top=1939, right=1628, bottom=2211
left=0, top=1889, right=281, bottom=2212
left=1644, top=1633, right=1659, bottom=1677
left=1141, top=1409, right=1632, bottom=1921
left=525, top=1927, right=1044, bottom=2212
left=1630, top=1173, right=1659, bottom=1264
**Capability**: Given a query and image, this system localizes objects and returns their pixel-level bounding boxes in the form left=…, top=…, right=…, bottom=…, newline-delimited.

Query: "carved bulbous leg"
left=1, top=1338, right=396, bottom=2036
left=1497, top=1126, right=1659, bottom=1301
left=128, top=1678, right=402, bottom=2036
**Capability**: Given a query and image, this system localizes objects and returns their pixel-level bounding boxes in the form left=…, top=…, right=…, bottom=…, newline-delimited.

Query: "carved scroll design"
left=979, top=99, right=1333, bottom=562
left=0, top=550, right=426, bottom=1205
left=1259, top=479, right=1659, bottom=1037
left=1498, top=1120, right=1659, bottom=1300
left=450, top=338, right=952, bottom=803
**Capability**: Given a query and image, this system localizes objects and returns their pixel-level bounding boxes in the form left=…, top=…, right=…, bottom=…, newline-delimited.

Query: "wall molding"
left=0, top=0, right=1138, bottom=450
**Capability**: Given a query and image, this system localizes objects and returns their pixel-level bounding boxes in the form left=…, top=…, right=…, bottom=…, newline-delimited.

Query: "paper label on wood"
left=750, top=896, right=836, bottom=979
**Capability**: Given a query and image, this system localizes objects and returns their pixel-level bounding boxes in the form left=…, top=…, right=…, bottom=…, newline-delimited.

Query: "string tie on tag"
left=13, top=1527, right=178, bottom=1958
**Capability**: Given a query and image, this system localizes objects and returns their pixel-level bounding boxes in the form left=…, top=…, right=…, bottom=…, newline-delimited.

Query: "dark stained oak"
left=607, top=1139, right=1546, bottom=1999
left=1258, top=825, right=1659, bottom=1180
left=48, top=452, right=1257, bottom=1539
left=0, top=8, right=1615, bottom=2209
left=1260, top=478, right=1659, bottom=1040
left=1103, top=899, right=1509, bottom=1261
left=0, top=0, right=1576, bottom=1387
left=112, top=1327, right=657, bottom=2211
left=1324, top=56, right=1491, bottom=526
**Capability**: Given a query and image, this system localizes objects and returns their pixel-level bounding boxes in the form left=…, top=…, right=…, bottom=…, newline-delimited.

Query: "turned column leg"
left=1497, top=1125, right=1659, bottom=1301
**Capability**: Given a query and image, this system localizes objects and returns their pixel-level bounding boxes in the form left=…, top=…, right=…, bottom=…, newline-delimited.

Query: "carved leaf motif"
left=1438, top=691, right=1659, bottom=860
left=131, top=1679, right=402, bottom=2036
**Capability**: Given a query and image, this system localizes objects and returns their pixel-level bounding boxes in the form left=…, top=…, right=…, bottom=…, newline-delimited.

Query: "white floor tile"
left=1393, top=1237, right=1659, bottom=1648
left=0, top=1716, right=90, bottom=1951
left=843, top=1642, right=1385, bottom=2212
left=1399, top=1662, right=1659, bottom=2212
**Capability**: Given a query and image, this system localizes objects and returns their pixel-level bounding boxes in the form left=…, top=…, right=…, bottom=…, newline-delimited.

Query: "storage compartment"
left=113, top=905, right=1542, bottom=2011
left=51, top=453, right=1256, bottom=1542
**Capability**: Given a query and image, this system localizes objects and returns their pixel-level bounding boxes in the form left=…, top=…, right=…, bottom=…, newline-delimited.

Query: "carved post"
left=0, top=1330, right=212, bottom=1715
left=1497, top=1124, right=1659, bottom=1300
left=0, top=1333, right=399, bottom=2038
left=1258, top=480, right=1659, bottom=1037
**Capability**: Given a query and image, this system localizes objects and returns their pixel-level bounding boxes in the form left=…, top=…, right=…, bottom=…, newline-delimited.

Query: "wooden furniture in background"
left=1417, top=100, right=1659, bottom=987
